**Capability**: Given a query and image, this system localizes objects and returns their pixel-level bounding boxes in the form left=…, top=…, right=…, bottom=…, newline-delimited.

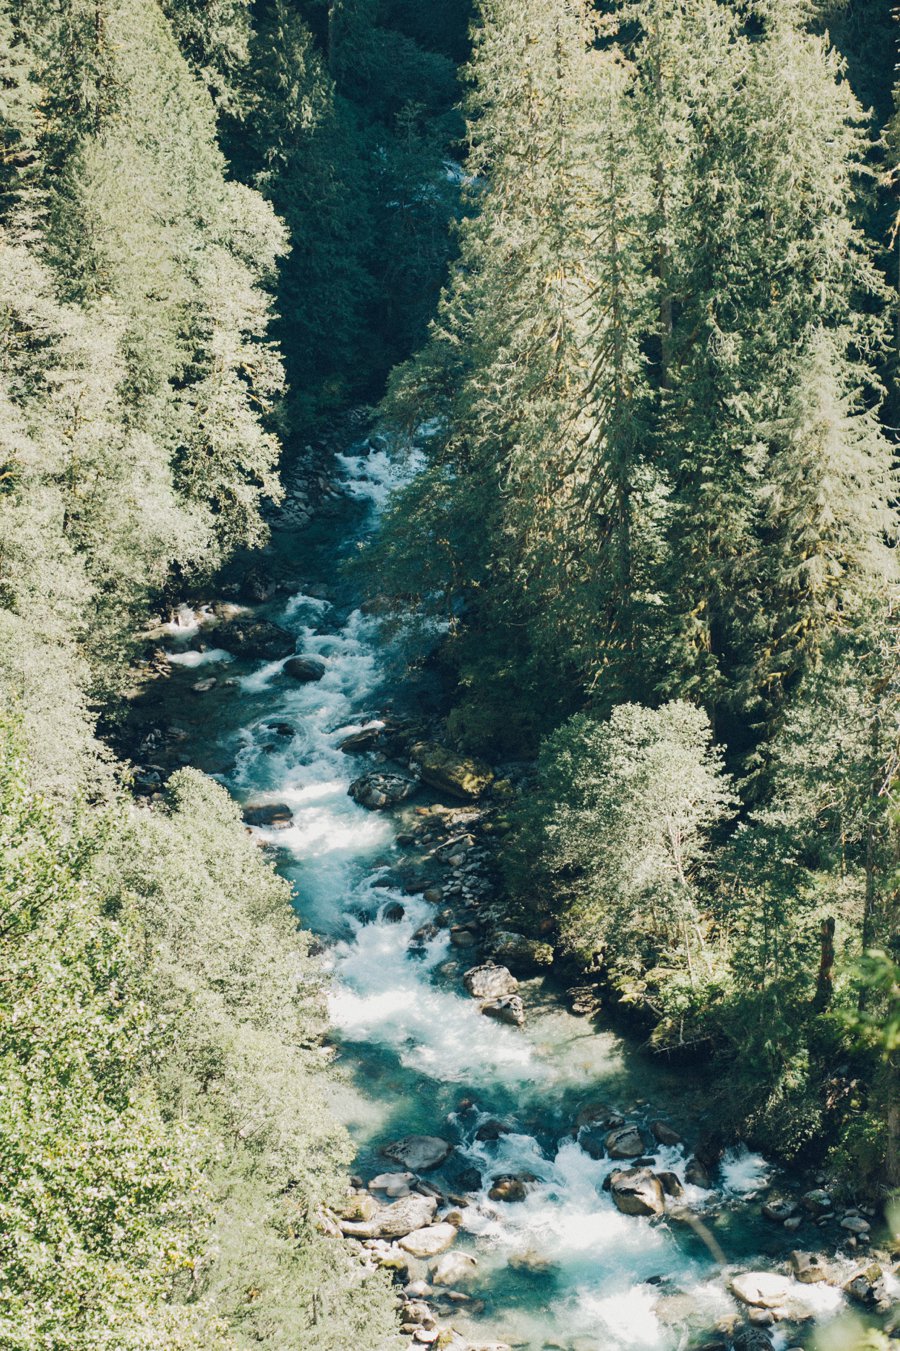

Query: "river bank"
left=117, top=427, right=899, bottom=1351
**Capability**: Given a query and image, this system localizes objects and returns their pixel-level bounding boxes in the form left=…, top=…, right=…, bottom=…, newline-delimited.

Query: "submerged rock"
left=409, top=741, right=494, bottom=800
left=575, top=1101, right=620, bottom=1131
left=463, top=963, right=518, bottom=1000
left=609, top=1168, right=665, bottom=1217
left=283, top=655, right=326, bottom=682
left=431, top=1251, right=478, bottom=1286
left=578, top=1127, right=608, bottom=1161
left=762, top=1197, right=798, bottom=1223
left=474, top=1119, right=510, bottom=1142
left=732, top=1329, right=775, bottom=1351
left=349, top=771, right=417, bottom=810
left=264, top=721, right=295, bottom=739
left=381, top=1135, right=453, bottom=1171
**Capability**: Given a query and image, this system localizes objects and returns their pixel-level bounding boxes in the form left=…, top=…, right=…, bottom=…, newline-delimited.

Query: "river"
left=145, top=433, right=879, bottom=1351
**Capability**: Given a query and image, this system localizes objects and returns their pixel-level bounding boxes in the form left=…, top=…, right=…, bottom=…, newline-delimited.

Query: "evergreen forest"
left=0, top=2, right=898, bottom=1350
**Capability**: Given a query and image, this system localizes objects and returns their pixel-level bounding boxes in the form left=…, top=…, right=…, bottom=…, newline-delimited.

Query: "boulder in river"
left=338, top=1191, right=379, bottom=1222
left=243, top=802, right=293, bottom=829
left=732, top=1330, right=775, bottom=1351
left=684, top=1156, right=713, bottom=1188
left=338, top=725, right=383, bottom=753
left=341, top=1192, right=437, bottom=1239
left=762, top=1197, right=798, bottom=1223
left=609, top=1168, right=665, bottom=1217
left=264, top=721, right=295, bottom=740
left=649, top=1120, right=683, bottom=1147
left=398, top=1223, right=458, bottom=1258
left=790, top=1251, right=828, bottom=1284
left=488, top=931, right=554, bottom=972
left=431, top=1251, right=478, bottom=1286
left=656, top=1171, right=684, bottom=1199
left=801, top=1188, right=833, bottom=1216
left=409, top=742, right=494, bottom=800
left=283, top=655, right=326, bottom=682
left=210, top=616, right=295, bottom=661
left=481, top=995, right=525, bottom=1027
left=575, top=1101, right=620, bottom=1131
left=474, top=1119, right=510, bottom=1142
left=381, top=1135, right=453, bottom=1171
left=843, top=1263, right=885, bottom=1307
left=730, top=1272, right=793, bottom=1309
left=455, top=1166, right=483, bottom=1192
left=578, top=1127, right=608, bottom=1161
left=488, top=1175, right=531, bottom=1203
left=349, top=772, right=417, bottom=810
left=369, top=1171, right=415, bottom=1198
left=605, top=1125, right=646, bottom=1159
left=463, top=963, right=518, bottom=1000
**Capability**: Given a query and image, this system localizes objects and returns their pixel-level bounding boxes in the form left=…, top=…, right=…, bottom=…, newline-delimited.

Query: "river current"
left=153, top=438, right=868, bottom=1351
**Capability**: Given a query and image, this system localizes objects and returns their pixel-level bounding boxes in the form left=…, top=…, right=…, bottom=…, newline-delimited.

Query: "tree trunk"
left=812, top=916, right=835, bottom=1013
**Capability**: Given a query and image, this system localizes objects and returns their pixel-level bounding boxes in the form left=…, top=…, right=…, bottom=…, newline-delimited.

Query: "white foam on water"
left=166, top=647, right=234, bottom=667
left=336, top=446, right=426, bottom=510
left=720, top=1145, right=771, bottom=1196
left=160, top=603, right=209, bottom=636
left=283, top=591, right=331, bottom=619
left=238, top=657, right=290, bottom=691
left=328, top=893, right=540, bottom=1083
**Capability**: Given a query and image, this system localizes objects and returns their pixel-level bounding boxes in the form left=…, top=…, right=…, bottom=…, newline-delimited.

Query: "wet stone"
left=650, top=1120, right=683, bottom=1147
left=243, top=802, right=293, bottom=829
left=730, top=1272, right=793, bottom=1309
left=481, top=994, right=526, bottom=1027
left=801, top=1188, right=833, bottom=1217
left=431, top=1251, right=478, bottom=1286
left=399, top=1223, right=458, bottom=1258
left=609, top=1168, right=665, bottom=1217
left=283, top=655, right=326, bottom=682
left=790, top=1251, right=827, bottom=1284
left=605, top=1125, right=646, bottom=1160
left=382, top=1135, right=453, bottom=1172
left=463, top=963, right=518, bottom=1000
left=657, top=1171, right=684, bottom=1199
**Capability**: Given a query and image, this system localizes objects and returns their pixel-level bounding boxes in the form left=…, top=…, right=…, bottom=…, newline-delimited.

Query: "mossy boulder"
left=489, top=931, right=554, bottom=972
left=409, top=742, right=494, bottom=800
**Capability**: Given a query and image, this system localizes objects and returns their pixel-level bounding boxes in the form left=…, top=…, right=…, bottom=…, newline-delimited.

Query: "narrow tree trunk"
left=812, top=916, right=835, bottom=1013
